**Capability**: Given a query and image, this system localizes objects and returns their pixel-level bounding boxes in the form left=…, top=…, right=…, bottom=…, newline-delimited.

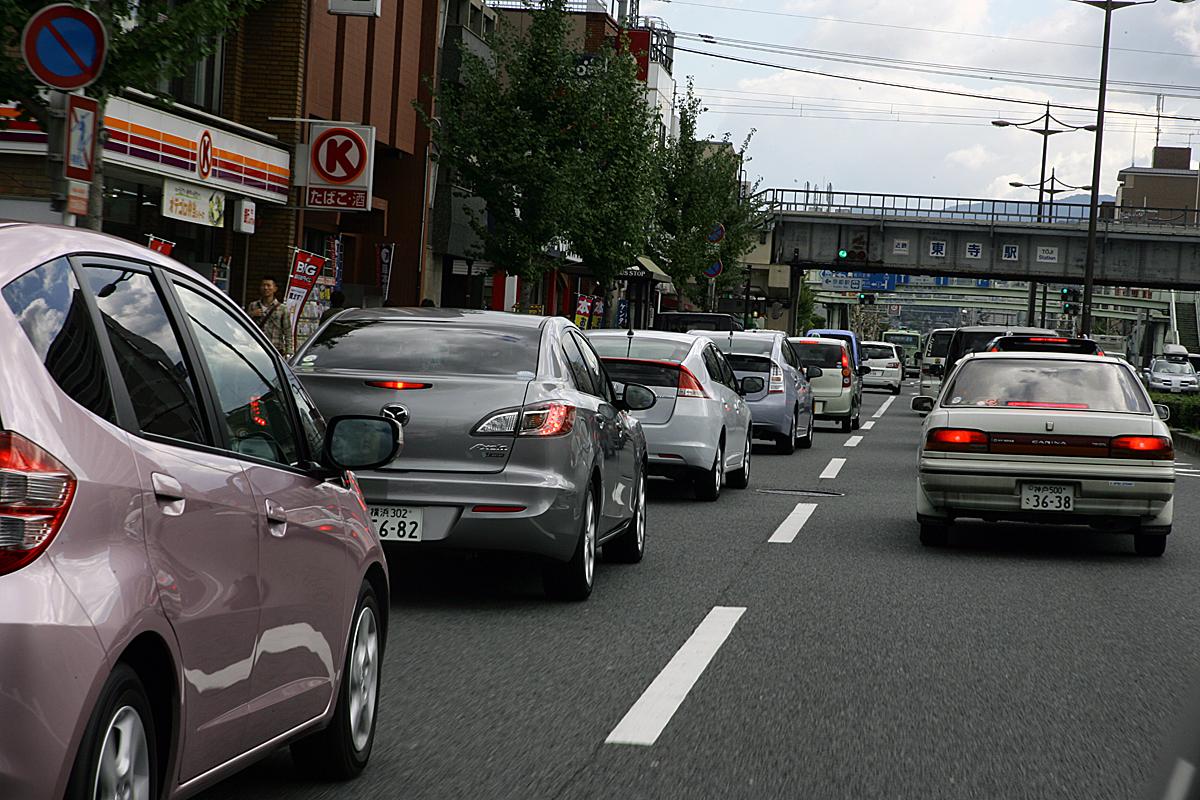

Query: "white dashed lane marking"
left=605, top=606, right=747, bottom=746
left=845, top=436, right=863, bottom=448
left=873, top=396, right=896, bottom=418
left=861, top=421, right=876, bottom=431
left=768, top=503, right=818, bottom=544
left=820, top=458, right=846, bottom=479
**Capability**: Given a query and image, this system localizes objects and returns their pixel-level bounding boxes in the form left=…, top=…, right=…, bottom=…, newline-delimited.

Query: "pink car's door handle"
left=265, top=500, right=288, bottom=537
left=151, top=472, right=186, bottom=517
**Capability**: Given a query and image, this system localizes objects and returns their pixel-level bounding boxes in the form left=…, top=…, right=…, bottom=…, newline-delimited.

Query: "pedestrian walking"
left=247, top=277, right=293, bottom=356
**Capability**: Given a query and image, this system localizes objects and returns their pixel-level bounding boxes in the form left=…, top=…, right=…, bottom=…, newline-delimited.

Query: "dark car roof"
left=335, top=307, right=551, bottom=330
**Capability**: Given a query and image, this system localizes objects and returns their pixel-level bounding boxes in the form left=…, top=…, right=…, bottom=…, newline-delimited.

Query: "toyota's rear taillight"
left=841, top=351, right=852, bottom=388
left=769, top=365, right=785, bottom=394
left=677, top=367, right=710, bottom=399
left=1110, top=435, right=1174, bottom=460
left=925, top=428, right=989, bottom=453
left=0, top=432, right=75, bottom=577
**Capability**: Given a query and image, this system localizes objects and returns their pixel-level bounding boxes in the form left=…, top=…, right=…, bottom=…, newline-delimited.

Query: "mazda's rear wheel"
left=544, top=488, right=597, bottom=599
left=291, top=581, right=382, bottom=779
left=66, top=664, right=157, bottom=800
left=607, top=473, right=646, bottom=562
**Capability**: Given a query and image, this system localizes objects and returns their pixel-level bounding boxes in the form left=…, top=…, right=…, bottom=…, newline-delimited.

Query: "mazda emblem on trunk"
left=381, top=404, right=410, bottom=426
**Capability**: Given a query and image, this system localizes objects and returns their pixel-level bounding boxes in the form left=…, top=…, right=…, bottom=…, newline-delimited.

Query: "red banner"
left=146, top=236, right=174, bottom=255
left=285, top=249, right=327, bottom=344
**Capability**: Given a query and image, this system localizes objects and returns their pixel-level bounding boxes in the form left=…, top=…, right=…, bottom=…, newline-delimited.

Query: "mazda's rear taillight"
left=769, top=365, right=785, bottom=394
left=474, top=403, right=576, bottom=437
left=0, top=432, right=76, bottom=577
left=677, top=367, right=710, bottom=399
left=925, top=428, right=989, bottom=453
left=1110, top=435, right=1174, bottom=460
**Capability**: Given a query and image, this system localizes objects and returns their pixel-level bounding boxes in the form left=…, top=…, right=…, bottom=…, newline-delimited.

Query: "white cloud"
left=946, top=145, right=996, bottom=170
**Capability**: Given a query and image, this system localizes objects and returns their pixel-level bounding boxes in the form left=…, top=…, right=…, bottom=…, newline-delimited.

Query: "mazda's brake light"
left=0, top=432, right=76, bottom=577
left=677, top=367, right=710, bottom=399
left=925, top=428, right=989, bottom=453
left=1110, top=435, right=1173, bottom=460
left=366, top=380, right=431, bottom=390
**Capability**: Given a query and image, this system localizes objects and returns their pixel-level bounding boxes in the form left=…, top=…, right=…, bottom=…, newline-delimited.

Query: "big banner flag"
left=286, top=249, right=327, bottom=346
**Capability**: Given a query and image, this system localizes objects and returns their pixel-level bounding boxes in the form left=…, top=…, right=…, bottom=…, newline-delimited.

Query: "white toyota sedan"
left=911, top=352, right=1175, bottom=556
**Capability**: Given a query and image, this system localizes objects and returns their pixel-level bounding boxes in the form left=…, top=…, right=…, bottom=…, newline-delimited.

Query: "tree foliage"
left=647, top=81, right=766, bottom=307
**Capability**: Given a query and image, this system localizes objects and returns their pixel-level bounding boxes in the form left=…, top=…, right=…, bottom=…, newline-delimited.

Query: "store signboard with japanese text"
left=305, top=123, right=374, bottom=211
left=162, top=178, right=226, bottom=228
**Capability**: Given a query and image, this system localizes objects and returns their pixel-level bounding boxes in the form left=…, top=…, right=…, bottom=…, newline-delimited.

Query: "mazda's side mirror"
left=911, top=396, right=935, bottom=414
left=740, top=376, right=766, bottom=395
left=621, top=383, right=658, bottom=412
left=324, top=415, right=403, bottom=470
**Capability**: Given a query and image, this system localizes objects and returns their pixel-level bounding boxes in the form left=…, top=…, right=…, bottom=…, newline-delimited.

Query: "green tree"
left=649, top=81, right=765, bottom=309
left=0, top=0, right=265, bottom=228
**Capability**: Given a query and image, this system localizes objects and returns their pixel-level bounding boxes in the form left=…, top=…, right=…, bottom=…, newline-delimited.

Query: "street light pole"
left=1076, top=0, right=1198, bottom=334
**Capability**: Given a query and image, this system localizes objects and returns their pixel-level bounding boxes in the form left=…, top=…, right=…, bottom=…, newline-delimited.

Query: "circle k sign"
left=310, top=126, right=368, bottom=185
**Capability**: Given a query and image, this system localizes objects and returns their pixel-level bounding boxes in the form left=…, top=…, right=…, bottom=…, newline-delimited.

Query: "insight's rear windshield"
left=942, top=359, right=1150, bottom=413
left=601, top=360, right=680, bottom=388
left=791, top=342, right=844, bottom=368
left=300, top=320, right=541, bottom=375
left=590, top=337, right=691, bottom=362
left=713, top=336, right=774, bottom=356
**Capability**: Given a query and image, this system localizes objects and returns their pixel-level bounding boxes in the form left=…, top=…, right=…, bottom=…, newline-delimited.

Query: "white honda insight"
left=911, top=352, right=1175, bottom=556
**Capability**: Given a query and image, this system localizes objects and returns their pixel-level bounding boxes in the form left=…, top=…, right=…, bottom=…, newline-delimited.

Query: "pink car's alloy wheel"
left=93, top=706, right=151, bottom=800
left=348, top=606, right=379, bottom=753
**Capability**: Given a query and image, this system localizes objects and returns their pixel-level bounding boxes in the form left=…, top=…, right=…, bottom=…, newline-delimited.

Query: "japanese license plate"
left=1020, top=483, right=1075, bottom=512
left=368, top=505, right=424, bottom=541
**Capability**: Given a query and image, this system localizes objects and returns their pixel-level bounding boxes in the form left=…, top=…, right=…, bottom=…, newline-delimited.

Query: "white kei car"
left=861, top=341, right=904, bottom=395
left=911, top=352, right=1175, bottom=556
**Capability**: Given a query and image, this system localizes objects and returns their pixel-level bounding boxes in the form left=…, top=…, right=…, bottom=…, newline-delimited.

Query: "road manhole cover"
left=756, top=489, right=844, bottom=498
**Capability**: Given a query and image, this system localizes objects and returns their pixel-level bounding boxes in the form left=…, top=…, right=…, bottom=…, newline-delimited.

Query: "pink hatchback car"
left=0, top=223, right=401, bottom=800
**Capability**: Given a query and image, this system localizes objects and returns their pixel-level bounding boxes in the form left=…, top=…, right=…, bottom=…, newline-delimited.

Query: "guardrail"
left=755, top=188, right=1198, bottom=228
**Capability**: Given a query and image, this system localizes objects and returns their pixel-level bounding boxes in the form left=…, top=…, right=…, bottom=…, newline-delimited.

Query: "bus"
left=882, top=329, right=922, bottom=376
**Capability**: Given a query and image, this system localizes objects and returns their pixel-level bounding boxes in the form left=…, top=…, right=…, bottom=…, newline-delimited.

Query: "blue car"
left=700, top=330, right=817, bottom=454
left=807, top=328, right=867, bottom=424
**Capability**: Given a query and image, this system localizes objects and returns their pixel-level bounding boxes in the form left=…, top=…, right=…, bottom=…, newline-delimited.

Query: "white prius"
left=911, top=352, right=1175, bottom=556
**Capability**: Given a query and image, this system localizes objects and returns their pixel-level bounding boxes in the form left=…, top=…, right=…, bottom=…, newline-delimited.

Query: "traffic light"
left=838, top=248, right=849, bottom=260
left=857, top=293, right=876, bottom=305
left=1060, top=287, right=1082, bottom=315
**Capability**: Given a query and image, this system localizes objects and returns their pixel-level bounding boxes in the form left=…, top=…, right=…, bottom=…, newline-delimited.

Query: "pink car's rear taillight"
left=0, top=432, right=76, bottom=577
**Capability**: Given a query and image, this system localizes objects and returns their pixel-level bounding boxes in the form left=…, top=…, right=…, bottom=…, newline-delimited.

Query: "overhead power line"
left=670, top=44, right=1200, bottom=124
left=654, top=0, right=1200, bottom=60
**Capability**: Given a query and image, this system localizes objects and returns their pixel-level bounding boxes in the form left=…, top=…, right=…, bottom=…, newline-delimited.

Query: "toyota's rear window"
left=864, top=344, right=896, bottom=360
left=590, top=337, right=692, bottom=362
left=790, top=342, right=844, bottom=368
left=727, top=354, right=773, bottom=373
left=300, top=320, right=540, bottom=375
left=942, top=359, right=1150, bottom=413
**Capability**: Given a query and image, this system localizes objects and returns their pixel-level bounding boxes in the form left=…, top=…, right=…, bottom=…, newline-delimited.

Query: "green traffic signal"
left=1061, top=287, right=1070, bottom=296
left=838, top=249, right=849, bottom=259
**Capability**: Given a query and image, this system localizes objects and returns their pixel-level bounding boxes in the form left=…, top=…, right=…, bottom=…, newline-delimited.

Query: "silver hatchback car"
left=293, top=309, right=655, bottom=600
left=0, top=223, right=401, bottom=800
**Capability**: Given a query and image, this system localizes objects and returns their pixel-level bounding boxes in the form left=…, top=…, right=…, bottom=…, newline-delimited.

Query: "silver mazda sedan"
left=293, top=308, right=656, bottom=600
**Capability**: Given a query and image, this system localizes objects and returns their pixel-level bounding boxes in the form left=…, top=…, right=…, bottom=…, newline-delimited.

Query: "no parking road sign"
left=22, top=5, right=108, bottom=91
left=305, top=123, right=374, bottom=211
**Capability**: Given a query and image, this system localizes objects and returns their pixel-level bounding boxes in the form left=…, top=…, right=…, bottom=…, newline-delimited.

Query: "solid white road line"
left=845, top=436, right=863, bottom=448
left=1163, top=758, right=1195, bottom=800
left=768, top=503, right=818, bottom=544
left=820, top=458, right=846, bottom=479
left=873, top=396, right=896, bottom=418
left=605, top=606, right=747, bottom=746
left=861, top=421, right=876, bottom=431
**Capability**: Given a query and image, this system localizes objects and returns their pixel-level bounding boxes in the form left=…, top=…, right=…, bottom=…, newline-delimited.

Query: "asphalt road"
left=199, top=385, right=1200, bottom=800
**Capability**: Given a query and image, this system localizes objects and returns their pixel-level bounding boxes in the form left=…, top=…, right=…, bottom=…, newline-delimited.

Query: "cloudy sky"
left=638, top=0, right=1200, bottom=201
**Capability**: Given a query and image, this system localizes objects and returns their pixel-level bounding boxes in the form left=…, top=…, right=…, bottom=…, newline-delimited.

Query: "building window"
left=159, top=37, right=224, bottom=115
